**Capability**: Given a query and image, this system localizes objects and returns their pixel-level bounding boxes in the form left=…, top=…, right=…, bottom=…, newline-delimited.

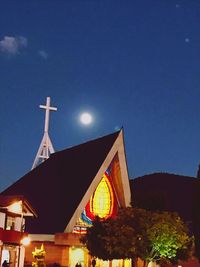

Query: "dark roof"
left=0, top=130, right=120, bottom=234
left=130, top=172, right=199, bottom=222
left=0, top=195, right=25, bottom=207
left=0, top=195, right=37, bottom=217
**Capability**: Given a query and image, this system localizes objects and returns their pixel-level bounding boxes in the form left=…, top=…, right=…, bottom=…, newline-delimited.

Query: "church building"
left=0, top=129, right=131, bottom=267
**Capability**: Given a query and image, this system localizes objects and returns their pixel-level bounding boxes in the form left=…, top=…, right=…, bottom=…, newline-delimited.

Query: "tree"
left=80, top=207, right=193, bottom=267
left=146, top=212, right=193, bottom=265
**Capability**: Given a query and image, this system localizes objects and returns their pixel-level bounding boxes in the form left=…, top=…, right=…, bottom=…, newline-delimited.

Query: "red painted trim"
left=1, top=229, right=28, bottom=244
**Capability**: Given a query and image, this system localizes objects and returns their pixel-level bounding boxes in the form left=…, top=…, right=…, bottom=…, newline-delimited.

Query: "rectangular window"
left=6, top=216, right=15, bottom=230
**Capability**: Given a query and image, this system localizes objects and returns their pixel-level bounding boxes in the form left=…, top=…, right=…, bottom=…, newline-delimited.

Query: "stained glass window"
left=90, top=174, right=114, bottom=219
left=73, top=167, right=117, bottom=234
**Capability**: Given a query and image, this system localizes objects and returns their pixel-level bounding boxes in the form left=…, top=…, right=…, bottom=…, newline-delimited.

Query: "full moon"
left=80, top=112, right=93, bottom=125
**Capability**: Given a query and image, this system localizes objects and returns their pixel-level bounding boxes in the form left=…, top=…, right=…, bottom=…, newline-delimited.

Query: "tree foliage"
left=146, top=212, right=192, bottom=263
left=80, top=207, right=193, bottom=266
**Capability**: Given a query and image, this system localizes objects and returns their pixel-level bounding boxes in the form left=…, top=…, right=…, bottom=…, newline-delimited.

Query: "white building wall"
left=15, top=217, right=23, bottom=231
left=0, top=212, right=6, bottom=229
left=18, top=246, right=25, bottom=267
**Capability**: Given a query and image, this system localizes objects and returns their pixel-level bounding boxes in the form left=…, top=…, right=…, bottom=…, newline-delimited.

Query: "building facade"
left=0, top=196, right=36, bottom=267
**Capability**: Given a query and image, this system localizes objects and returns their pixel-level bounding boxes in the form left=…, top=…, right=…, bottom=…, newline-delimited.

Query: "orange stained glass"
left=90, top=173, right=114, bottom=219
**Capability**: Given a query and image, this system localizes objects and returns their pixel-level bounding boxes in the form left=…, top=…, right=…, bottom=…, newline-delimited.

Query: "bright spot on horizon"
left=80, top=112, right=93, bottom=125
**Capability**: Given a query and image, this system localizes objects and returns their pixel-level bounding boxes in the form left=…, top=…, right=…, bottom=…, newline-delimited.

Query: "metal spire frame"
left=32, top=97, right=57, bottom=170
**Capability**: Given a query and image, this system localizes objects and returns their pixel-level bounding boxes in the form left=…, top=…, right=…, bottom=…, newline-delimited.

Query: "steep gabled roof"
left=0, top=195, right=37, bottom=217
left=1, top=130, right=129, bottom=234
left=0, top=195, right=25, bottom=207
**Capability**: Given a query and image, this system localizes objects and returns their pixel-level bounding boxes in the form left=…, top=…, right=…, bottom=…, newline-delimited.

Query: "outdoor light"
left=8, top=201, right=22, bottom=214
left=21, top=236, right=31, bottom=246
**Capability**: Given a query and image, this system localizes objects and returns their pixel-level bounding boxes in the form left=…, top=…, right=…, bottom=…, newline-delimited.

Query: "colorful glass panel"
left=90, top=173, right=114, bottom=218
left=73, top=169, right=117, bottom=233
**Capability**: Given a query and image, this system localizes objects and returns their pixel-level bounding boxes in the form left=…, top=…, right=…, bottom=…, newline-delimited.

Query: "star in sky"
left=185, top=38, right=190, bottom=43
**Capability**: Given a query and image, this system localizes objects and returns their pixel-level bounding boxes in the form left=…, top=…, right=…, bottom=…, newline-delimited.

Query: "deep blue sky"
left=1, top=0, right=200, bottom=192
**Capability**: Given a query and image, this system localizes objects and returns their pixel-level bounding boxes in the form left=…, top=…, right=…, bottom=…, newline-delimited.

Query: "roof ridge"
left=51, top=130, right=121, bottom=157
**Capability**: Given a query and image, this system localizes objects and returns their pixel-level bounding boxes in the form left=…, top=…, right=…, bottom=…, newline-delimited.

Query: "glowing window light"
left=70, top=247, right=84, bottom=267
left=1, top=250, right=10, bottom=265
left=73, top=172, right=116, bottom=233
left=90, top=173, right=114, bottom=219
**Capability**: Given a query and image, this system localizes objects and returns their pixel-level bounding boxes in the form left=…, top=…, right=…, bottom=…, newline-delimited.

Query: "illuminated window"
left=1, top=250, right=10, bottom=266
left=70, top=247, right=84, bottom=267
left=73, top=171, right=117, bottom=233
left=6, top=216, right=15, bottom=230
left=90, top=174, right=114, bottom=218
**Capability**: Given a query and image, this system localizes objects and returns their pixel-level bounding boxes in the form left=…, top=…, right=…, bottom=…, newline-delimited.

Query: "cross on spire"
left=31, top=97, right=57, bottom=170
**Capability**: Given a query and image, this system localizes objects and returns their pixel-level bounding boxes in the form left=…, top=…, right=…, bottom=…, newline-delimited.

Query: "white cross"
left=31, top=96, right=57, bottom=169
left=40, top=96, right=57, bottom=133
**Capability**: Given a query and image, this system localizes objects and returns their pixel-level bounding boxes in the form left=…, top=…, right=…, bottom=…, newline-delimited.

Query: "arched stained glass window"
left=84, top=172, right=116, bottom=222
left=73, top=171, right=117, bottom=233
left=90, top=173, right=114, bottom=218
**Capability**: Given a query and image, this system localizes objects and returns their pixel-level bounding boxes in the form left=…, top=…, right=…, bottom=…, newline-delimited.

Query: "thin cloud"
left=38, top=50, right=48, bottom=59
left=0, top=36, right=28, bottom=55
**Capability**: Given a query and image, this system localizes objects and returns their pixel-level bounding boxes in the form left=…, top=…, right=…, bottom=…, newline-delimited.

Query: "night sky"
left=1, top=1, right=200, bottom=192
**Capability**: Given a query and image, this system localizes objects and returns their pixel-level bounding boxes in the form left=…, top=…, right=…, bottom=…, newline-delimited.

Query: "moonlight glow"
left=80, top=112, right=93, bottom=125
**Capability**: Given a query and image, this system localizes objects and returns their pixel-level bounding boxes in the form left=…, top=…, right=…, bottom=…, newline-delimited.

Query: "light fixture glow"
left=8, top=201, right=22, bottom=214
left=21, top=236, right=31, bottom=246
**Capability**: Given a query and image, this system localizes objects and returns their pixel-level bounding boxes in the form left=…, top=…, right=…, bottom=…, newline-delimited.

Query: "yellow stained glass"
left=91, top=174, right=114, bottom=218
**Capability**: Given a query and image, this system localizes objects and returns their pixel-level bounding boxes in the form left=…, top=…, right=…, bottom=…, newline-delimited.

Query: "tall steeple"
left=31, top=96, right=57, bottom=169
